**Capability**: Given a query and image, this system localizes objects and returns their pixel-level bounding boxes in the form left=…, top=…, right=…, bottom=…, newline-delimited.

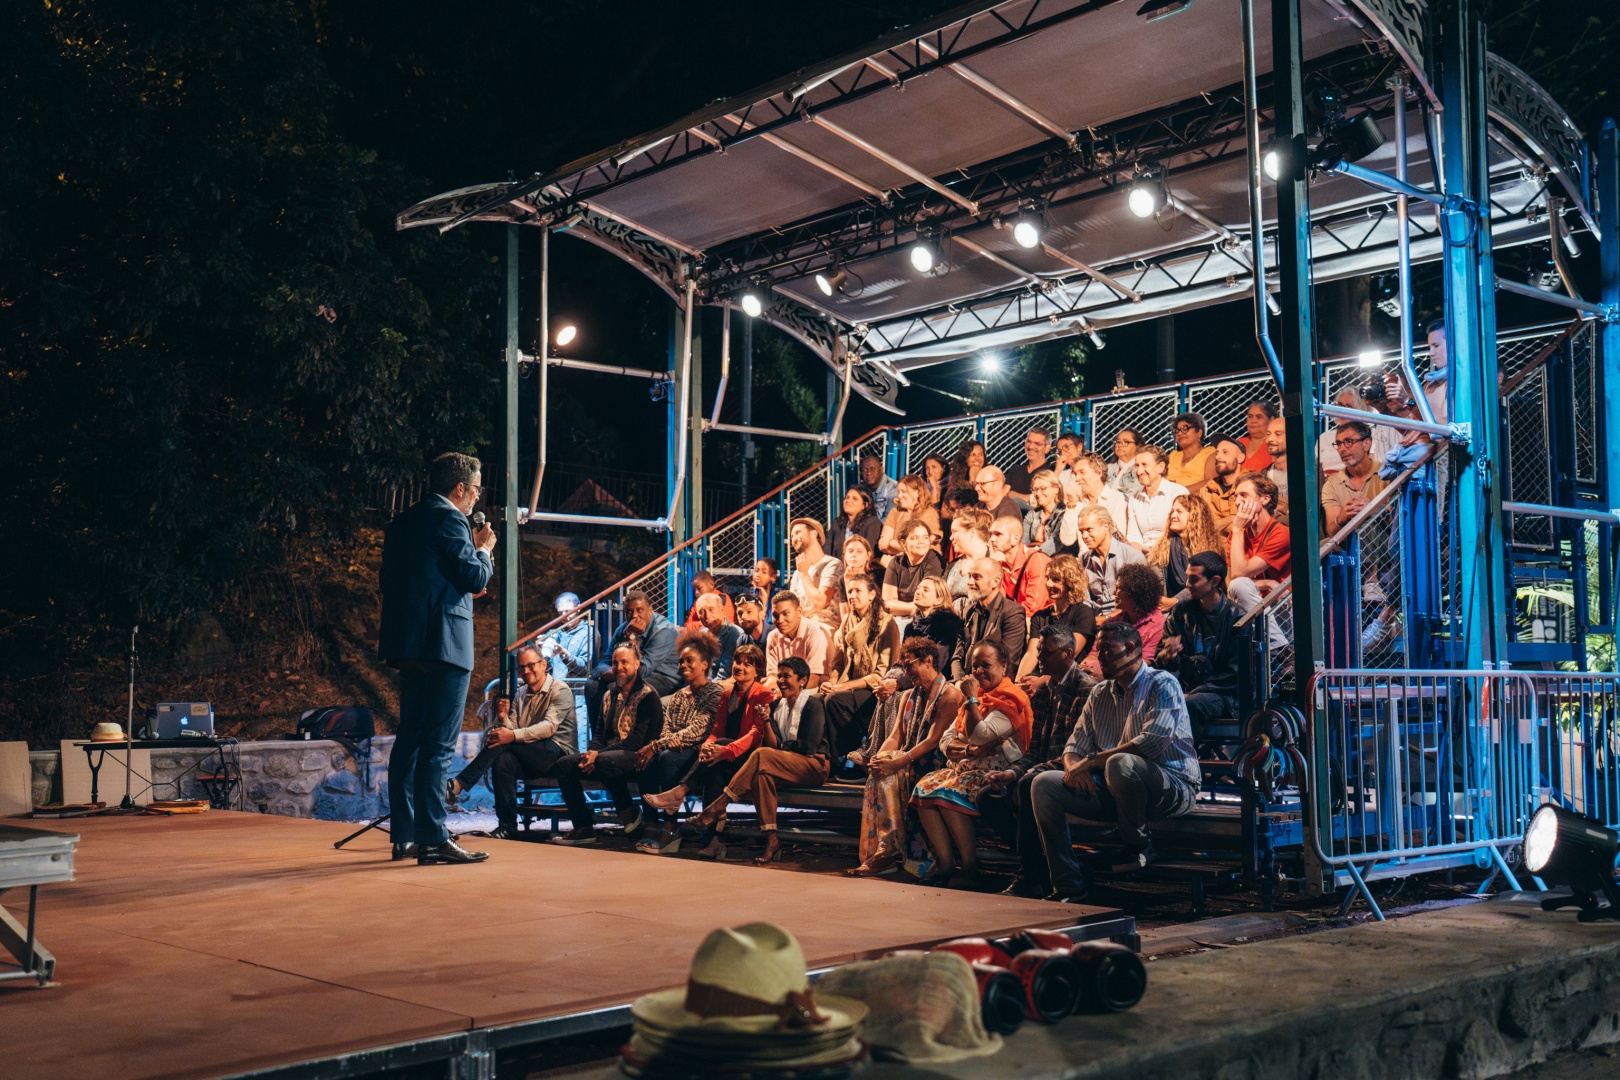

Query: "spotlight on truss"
left=1127, top=177, right=1163, bottom=219
left=1012, top=207, right=1043, bottom=250
left=555, top=324, right=578, bottom=348
left=815, top=268, right=849, bottom=297
left=910, top=238, right=940, bottom=274
left=978, top=352, right=1003, bottom=375
left=740, top=292, right=764, bottom=318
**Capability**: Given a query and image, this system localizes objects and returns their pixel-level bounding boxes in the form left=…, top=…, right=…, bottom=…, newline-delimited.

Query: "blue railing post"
left=1400, top=468, right=1442, bottom=668
left=889, top=429, right=907, bottom=478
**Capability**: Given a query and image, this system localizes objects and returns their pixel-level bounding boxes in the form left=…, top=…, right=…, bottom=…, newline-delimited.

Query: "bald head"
left=967, top=557, right=1003, bottom=601
left=974, top=466, right=1009, bottom=506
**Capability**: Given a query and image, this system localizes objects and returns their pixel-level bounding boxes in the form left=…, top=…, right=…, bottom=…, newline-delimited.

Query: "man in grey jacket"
left=456, top=645, right=578, bottom=840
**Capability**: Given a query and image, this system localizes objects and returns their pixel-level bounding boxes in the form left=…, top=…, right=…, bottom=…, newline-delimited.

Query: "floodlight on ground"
left=740, top=292, right=764, bottom=318
left=910, top=237, right=940, bottom=274
left=1126, top=178, right=1163, bottom=219
left=815, top=268, right=849, bottom=297
left=555, top=324, right=578, bottom=348
left=1358, top=348, right=1382, bottom=369
left=1012, top=207, right=1043, bottom=249
left=1523, top=803, right=1620, bottom=921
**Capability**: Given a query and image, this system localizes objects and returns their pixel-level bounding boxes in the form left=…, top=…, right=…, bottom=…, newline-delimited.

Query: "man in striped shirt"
left=1029, top=620, right=1201, bottom=903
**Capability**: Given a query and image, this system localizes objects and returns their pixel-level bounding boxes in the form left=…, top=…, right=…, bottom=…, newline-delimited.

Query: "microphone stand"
left=122, top=625, right=139, bottom=810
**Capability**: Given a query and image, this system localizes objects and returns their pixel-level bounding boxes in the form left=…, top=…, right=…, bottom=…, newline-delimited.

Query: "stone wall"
left=21, top=734, right=497, bottom=820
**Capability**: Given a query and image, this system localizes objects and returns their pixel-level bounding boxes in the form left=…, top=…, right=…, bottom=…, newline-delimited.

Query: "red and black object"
left=969, top=963, right=1027, bottom=1035
left=1006, top=949, right=1083, bottom=1023
left=932, top=937, right=1077, bottom=1025
left=997, top=930, right=1147, bottom=1014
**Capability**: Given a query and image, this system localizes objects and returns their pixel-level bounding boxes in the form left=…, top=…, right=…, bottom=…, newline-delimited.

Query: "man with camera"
left=1153, top=552, right=1244, bottom=739
left=379, top=452, right=496, bottom=866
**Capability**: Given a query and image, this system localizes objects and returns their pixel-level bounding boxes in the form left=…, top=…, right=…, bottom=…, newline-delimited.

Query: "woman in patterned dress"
left=846, top=636, right=964, bottom=877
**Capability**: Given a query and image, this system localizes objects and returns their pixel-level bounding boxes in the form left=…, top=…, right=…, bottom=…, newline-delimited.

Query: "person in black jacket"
left=1153, top=551, right=1245, bottom=738
left=951, top=558, right=1028, bottom=678
left=378, top=451, right=495, bottom=865
left=682, top=657, right=832, bottom=865
left=549, top=643, right=665, bottom=846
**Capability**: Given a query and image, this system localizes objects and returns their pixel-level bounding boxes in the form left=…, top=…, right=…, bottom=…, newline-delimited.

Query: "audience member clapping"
left=1022, top=469, right=1065, bottom=556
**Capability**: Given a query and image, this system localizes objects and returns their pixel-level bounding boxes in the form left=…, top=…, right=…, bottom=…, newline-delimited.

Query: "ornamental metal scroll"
left=1345, top=0, right=1434, bottom=105
left=757, top=294, right=904, bottom=415
left=1485, top=53, right=1594, bottom=233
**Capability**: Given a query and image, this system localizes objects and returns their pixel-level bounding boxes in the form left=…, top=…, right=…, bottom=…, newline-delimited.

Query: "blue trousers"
left=391, top=660, right=473, bottom=846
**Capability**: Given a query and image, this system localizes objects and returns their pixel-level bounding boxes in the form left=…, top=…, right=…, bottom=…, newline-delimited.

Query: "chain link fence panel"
left=1185, top=374, right=1278, bottom=445
left=1572, top=325, right=1598, bottom=486
left=1504, top=367, right=1554, bottom=550
left=706, top=510, right=759, bottom=583
left=785, top=468, right=832, bottom=533
left=984, top=407, right=1060, bottom=474
left=1088, top=389, right=1179, bottom=454
left=906, top=420, right=979, bottom=481
left=622, top=565, right=671, bottom=621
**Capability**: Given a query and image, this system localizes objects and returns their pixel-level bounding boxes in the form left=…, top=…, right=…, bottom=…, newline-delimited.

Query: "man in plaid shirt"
left=978, top=624, right=1093, bottom=898
left=1030, top=620, right=1201, bottom=903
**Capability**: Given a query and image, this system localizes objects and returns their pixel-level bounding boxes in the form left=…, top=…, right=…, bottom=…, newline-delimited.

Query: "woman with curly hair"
left=948, top=439, right=987, bottom=490
left=1015, top=553, right=1098, bottom=682
left=879, top=474, right=943, bottom=557
left=828, top=485, right=883, bottom=561
left=633, top=626, right=723, bottom=855
left=1146, top=494, right=1221, bottom=608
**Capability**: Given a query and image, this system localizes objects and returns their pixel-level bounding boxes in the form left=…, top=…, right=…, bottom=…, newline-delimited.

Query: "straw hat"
left=90, top=723, right=130, bottom=743
left=626, top=922, right=866, bottom=1073
left=787, top=518, right=827, bottom=547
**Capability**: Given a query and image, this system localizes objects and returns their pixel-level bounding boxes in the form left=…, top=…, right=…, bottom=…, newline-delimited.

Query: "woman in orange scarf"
left=910, top=638, right=1032, bottom=890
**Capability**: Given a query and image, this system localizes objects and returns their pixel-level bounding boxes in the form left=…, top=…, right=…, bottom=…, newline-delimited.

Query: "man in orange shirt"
left=990, top=515, right=1051, bottom=617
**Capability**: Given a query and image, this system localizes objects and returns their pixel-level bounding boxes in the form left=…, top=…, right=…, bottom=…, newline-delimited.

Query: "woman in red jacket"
left=641, top=644, right=773, bottom=858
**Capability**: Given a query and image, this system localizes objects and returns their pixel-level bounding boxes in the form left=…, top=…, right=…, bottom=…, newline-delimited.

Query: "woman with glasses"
left=1167, top=412, right=1218, bottom=488
left=847, top=636, right=965, bottom=877
left=1107, top=429, right=1143, bottom=497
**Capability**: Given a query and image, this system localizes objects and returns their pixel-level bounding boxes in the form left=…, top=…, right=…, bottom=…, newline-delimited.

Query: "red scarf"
left=956, top=676, right=1033, bottom=753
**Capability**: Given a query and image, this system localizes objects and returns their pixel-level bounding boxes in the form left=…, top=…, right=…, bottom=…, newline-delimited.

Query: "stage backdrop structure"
left=400, top=0, right=1619, bottom=912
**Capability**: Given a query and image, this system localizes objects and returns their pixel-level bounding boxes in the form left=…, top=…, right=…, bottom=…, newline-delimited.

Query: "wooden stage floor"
left=3, top=812, right=1121, bottom=1080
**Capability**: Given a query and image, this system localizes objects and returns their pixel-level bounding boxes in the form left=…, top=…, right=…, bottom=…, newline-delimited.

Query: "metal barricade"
left=1305, top=669, right=1540, bottom=917
left=1184, top=373, right=1277, bottom=443
left=905, top=419, right=978, bottom=478
left=1526, top=672, right=1620, bottom=831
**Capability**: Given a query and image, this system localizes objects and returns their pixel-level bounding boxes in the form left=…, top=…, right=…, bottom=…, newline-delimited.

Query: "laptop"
left=154, top=702, right=215, bottom=739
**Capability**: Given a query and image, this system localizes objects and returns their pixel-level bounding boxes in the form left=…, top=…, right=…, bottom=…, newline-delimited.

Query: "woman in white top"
left=909, top=639, right=1034, bottom=889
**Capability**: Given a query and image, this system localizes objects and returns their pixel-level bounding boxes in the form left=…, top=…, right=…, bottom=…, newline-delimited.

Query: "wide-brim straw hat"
left=90, top=723, right=130, bottom=742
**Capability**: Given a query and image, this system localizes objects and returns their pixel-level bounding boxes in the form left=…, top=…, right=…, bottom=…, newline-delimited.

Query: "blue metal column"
left=1438, top=0, right=1507, bottom=666
left=1601, top=121, right=1620, bottom=519
left=500, top=225, right=521, bottom=695
left=1270, top=0, right=1323, bottom=700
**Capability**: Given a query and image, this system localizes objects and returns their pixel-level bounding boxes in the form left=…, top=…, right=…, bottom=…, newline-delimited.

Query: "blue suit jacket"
left=379, top=494, right=493, bottom=671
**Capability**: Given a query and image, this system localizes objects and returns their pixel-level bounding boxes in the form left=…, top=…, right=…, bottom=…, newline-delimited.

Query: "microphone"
left=471, top=511, right=487, bottom=530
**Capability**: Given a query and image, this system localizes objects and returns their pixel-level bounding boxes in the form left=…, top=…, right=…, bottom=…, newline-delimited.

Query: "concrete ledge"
left=860, top=898, right=1620, bottom=1079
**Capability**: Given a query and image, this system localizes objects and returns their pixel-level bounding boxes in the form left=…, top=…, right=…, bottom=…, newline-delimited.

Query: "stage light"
left=910, top=238, right=939, bottom=274
left=815, top=268, right=849, bottom=297
left=1358, top=348, right=1382, bottom=369
left=1012, top=208, right=1043, bottom=249
left=979, top=352, right=1003, bottom=374
left=1263, top=148, right=1282, bottom=182
left=740, top=292, right=764, bottom=318
left=1331, top=112, right=1386, bottom=164
left=1523, top=803, right=1620, bottom=921
left=1127, top=179, right=1162, bottom=219
left=555, top=324, right=578, bottom=348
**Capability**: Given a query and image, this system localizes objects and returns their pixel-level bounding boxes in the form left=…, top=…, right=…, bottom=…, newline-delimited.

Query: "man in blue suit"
left=380, top=452, right=497, bottom=865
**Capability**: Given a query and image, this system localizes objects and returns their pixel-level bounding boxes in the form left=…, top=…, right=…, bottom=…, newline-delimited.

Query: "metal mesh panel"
left=1088, top=390, right=1178, bottom=454
left=623, top=565, right=671, bottom=620
left=853, top=431, right=888, bottom=470
left=706, top=511, right=758, bottom=581
left=1504, top=367, right=1553, bottom=550
left=1573, top=326, right=1597, bottom=485
left=1185, top=374, right=1277, bottom=444
left=785, top=467, right=831, bottom=531
left=1348, top=494, right=1412, bottom=670
left=906, top=421, right=978, bottom=478
left=983, top=408, right=1060, bottom=473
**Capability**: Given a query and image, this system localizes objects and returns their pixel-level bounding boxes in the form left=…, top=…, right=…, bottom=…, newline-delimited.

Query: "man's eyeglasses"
left=1333, top=436, right=1371, bottom=449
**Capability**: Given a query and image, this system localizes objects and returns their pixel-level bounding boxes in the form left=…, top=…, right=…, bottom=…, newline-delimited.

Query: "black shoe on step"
left=999, top=876, right=1048, bottom=899
left=391, top=842, right=418, bottom=861
left=416, top=838, right=490, bottom=865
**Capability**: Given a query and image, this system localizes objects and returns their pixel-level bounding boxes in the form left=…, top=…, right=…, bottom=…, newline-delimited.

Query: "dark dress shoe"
left=1000, top=876, right=1049, bottom=899
left=416, top=838, right=490, bottom=865
left=391, top=842, right=418, bottom=861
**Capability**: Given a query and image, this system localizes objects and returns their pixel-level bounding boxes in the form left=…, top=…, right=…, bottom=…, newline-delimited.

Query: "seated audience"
left=642, top=644, right=773, bottom=859
left=828, top=485, right=883, bottom=563
left=982, top=624, right=1091, bottom=898
left=1084, top=563, right=1166, bottom=676
left=1318, top=388, right=1400, bottom=476
left=949, top=439, right=988, bottom=490
left=1022, top=469, right=1065, bottom=556
left=1016, top=553, right=1098, bottom=680
left=1240, top=400, right=1278, bottom=471
left=1125, top=445, right=1189, bottom=553
left=1058, top=452, right=1128, bottom=548
left=1146, top=494, right=1221, bottom=609
left=583, top=590, right=678, bottom=735
left=1154, top=552, right=1245, bottom=737
left=634, top=629, right=724, bottom=855
left=879, top=474, right=943, bottom=557
left=882, top=519, right=947, bottom=618
left=1263, top=417, right=1290, bottom=522
left=1167, top=412, right=1217, bottom=488
left=921, top=452, right=950, bottom=507
left=953, top=557, right=1028, bottom=679
left=765, top=591, right=830, bottom=691
left=939, top=483, right=981, bottom=558
left=1030, top=620, right=1201, bottom=902
left=1321, top=420, right=1386, bottom=534
left=1227, top=472, right=1291, bottom=649
left=910, top=639, right=1033, bottom=889
left=989, top=514, right=1051, bottom=618
left=551, top=642, right=665, bottom=846
left=859, top=452, right=900, bottom=520
left=691, top=592, right=745, bottom=678
left=848, top=636, right=965, bottom=877
left=839, top=533, right=877, bottom=612
left=1073, top=506, right=1144, bottom=616
left=539, top=592, right=595, bottom=680
left=1004, top=427, right=1055, bottom=500
left=752, top=557, right=781, bottom=615
left=1199, top=434, right=1246, bottom=539
left=1106, top=428, right=1144, bottom=497
left=449, top=644, right=578, bottom=840
left=681, top=656, right=833, bottom=865
left=787, top=517, right=844, bottom=628
left=1053, top=432, right=1084, bottom=487
left=683, top=570, right=736, bottom=628
left=973, top=465, right=1024, bottom=521
left=735, top=591, right=769, bottom=650
left=909, top=575, right=963, bottom=665
left=944, top=506, right=993, bottom=602
left=821, top=573, right=902, bottom=757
